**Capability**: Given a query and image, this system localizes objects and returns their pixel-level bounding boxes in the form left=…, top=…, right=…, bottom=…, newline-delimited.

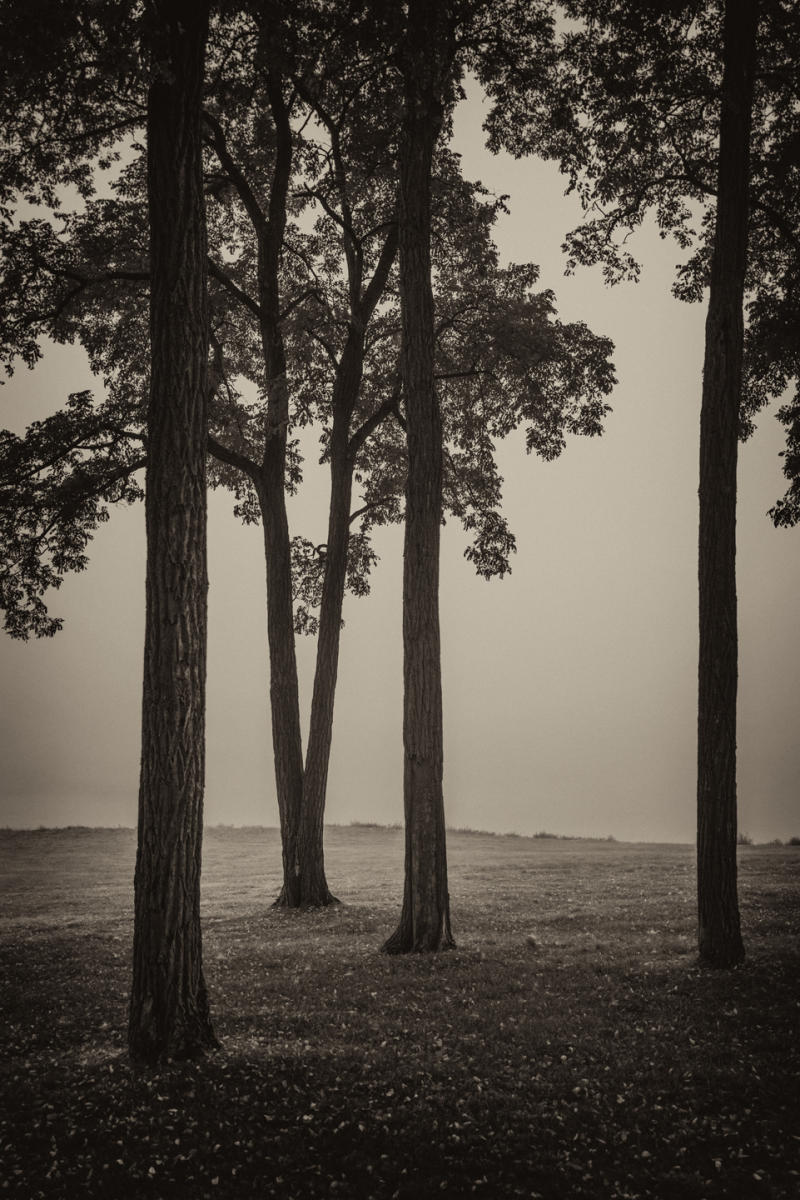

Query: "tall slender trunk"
left=383, top=0, right=454, bottom=954
left=257, top=361, right=306, bottom=909
left=129, top=0, right=217, bottom=1062
left=299, top=419, right=352, bottom=906
left=249, top=59, right=310, bottom=910
left=697, top=0, right=757, bottom=969
left=300, top=334, right=369, bottom=906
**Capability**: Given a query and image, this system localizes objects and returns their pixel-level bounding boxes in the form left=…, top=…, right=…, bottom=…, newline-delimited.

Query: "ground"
left=1, top=825, right=798, bottom=1199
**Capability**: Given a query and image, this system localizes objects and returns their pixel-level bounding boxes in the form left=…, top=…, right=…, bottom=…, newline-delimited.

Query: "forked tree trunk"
left=299, top=328, right=379, bottom=906
left=297, top=227, right=398, bottom=906
left=383, top=0, right=455, bottom=955
left=696, top=0, right=756, bottom=969
left=129, top=0, right=217, bottom=1063
left=245, top=63, right=398, bottom=908
left=252, top=57, right=312, bottom=910
left=285, top=230, right=398, bottom=907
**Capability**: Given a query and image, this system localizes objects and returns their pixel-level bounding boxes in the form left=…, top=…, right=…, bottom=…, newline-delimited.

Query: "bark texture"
left=245, top=61, right=319, bottom=909
left=299, top=401, right=355, bottom=907
left=212, top=62, right=395, bottom=908
left=299, top=218, right=396, bottom=906
left=129, top=0, right=216, bottom=1061
left=696, top=0, right=756, bottom=969
left=257, top=442, right=308, bottom=909
left=383, top=0, right=455, bottom=954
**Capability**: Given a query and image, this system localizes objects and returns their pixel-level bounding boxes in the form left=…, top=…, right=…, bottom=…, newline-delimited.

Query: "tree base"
left=272, top=885, right=341, bottom=910
left=697, top=930, right=746, bottom=969
left=128, top=1016, right=219, bottom=1066
left=381, top=920, right=455, bottom=955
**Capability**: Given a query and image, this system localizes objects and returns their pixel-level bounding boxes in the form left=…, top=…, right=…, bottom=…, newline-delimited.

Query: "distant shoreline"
left=0, top=822, right=707, bottom=847
left=4, top=821, right=797, bottom=847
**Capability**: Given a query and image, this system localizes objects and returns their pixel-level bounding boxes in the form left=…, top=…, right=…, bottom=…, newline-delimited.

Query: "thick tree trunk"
left=696, top=0, right=756, bottom=969
left=383, top=0, right=454, bottom=954
left=129, top=0, right=217, bottom=1062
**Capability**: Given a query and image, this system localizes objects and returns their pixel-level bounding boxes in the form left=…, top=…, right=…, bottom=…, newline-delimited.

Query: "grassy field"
left=1, top=825, right=798, bottom=1199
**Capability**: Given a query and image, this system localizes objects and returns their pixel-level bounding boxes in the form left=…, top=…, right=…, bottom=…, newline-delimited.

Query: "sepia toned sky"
left=1, top=84, right=798, bottom=843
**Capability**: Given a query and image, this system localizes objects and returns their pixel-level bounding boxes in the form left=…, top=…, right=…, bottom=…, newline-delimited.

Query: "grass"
left=1, top=826, right=798, bottom=1199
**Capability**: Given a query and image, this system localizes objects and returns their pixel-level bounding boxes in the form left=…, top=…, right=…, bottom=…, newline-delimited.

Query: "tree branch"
left=293, top=79, right=361, bottom=303
left=348, top=390, right=398, bottom=460
left=349, top=494, right=397, bottom=526
left=306, top=327, right=340, bottom=369
left=206, top=434, right=259, bottom=480
left=279, top=286, right=322, bottom=322
left=202, top=109, right=268, bottom=238
left=263, top=63, right=293, bottom=287
left=207, top=257, right=262, bottom=321
left=359, top=220, right=398, bottom=323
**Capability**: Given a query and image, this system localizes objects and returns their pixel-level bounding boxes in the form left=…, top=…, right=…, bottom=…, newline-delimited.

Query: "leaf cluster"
left=0, top=391, right=144, bottom=638
left=0, top=0, right=144, bottom=222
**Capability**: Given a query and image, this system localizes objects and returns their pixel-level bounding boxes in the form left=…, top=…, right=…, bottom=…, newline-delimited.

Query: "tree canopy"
left=0, top=15, right=614, bottom=641
left=480, top=0, right=800, bottom=520
left=0, top=0, right=616, bottom=919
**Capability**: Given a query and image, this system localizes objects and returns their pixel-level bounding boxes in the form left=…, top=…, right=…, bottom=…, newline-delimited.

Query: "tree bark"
left=288, top=212, right=398, bottom=906
left=299, top=387, right=356, bottom=907
left=206, top=57, right=400, bottom=909
left=242, top=59, right=311, bottom=911
left=129, top=0, right=217, bottom=1062
left=696, top=0, right=757, bottom=969
left=256, top=435, right=307, bottom=909
left=383, top=0, right=455, bottom=954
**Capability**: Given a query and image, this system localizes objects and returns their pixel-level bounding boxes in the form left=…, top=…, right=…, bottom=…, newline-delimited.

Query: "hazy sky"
left=1, top=84, right=798, bottom=843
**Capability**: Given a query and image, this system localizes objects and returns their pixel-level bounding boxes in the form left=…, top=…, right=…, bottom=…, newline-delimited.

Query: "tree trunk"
left=299, top=417, right=353, bottom=907
left=299, top=315, right=379, bottom=904
left=249, top=61, right=322, bottom=910
left=383, top=0, right=454, bottom=954
left=696, top=0, right=756, bottom=969
left=256, top=407, right=306, bottom=910
left=129, top=0, right=217, bottom=1062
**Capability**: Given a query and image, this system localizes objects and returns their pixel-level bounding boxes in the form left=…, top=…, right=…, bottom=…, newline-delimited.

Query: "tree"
left=482, top=0, right=798, bottom=968
left=695, top=0, right=756, bottom=968
left=378, top=0, right=606, bottom=953
left=0, top=3, right=399, bottom=908
left=197, top=0, right=615, bottom=920
left=1, top=0, right=615, bottom=930
left=0, top=0, right=217, bottom=1056
left=380, top=0, right=458, bottom=953
left=128, top=0, right=217, bottom=1061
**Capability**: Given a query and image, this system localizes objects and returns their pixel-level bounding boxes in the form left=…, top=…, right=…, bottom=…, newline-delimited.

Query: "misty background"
left=1, top=84, right=798, bottom=844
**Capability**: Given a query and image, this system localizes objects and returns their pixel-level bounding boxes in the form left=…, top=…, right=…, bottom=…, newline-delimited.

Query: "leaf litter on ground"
left=1, top=826, right=798, bottom=1198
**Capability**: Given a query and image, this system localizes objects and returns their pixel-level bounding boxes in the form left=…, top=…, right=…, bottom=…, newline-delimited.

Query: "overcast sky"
left=1, top=84, right=798, bottom=843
